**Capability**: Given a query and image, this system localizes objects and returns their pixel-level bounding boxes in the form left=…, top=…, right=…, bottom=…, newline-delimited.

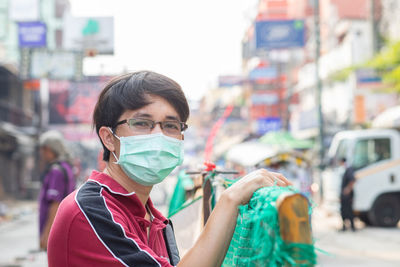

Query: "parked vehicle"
left=322, top=128, right=400, bottom=227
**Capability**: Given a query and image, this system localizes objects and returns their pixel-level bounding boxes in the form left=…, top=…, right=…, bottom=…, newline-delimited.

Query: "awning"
left=372, top=106, right=400, bottom=129
left=259, top=131, right=314, bottom=150
left=226, top=141, right=278, bottom=167
left=0, top=122, right=35, bottom=154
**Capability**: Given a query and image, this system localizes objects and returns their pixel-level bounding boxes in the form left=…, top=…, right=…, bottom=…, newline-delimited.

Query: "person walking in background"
left=339, top=158, right=356, bottom=232
left=38, top=130, right=76, bottom=250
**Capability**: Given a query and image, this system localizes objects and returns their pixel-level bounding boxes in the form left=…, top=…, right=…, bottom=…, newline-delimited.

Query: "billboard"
left=251, top=93, right=279, bottom=105
left=63, top=16, right=114, bottom=55
left=218, top=75, right=244, bottom=87
left=256, top=117, right=282, bottom=135
left=249, top=66, right=277, bottom=81
left=30, top=50, right=83, bottom=80
left=18, top=21, right=46, bottom=47
left=356, top=68, right=382, bottom=88
left=255, top=20, right=305, bottom=50
left=49, top=77, right=111, bottom=124
left=9, top=0, right=39, bottom=21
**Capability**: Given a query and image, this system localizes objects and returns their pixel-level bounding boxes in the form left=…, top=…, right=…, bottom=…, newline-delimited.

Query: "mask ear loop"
left=108, top=127, right=120, bottom=164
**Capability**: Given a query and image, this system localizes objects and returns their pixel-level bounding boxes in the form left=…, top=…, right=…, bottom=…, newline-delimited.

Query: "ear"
left=99, top=126, right=117, bottom=153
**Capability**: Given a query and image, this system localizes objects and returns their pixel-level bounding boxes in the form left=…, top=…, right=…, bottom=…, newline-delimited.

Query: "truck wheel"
left=368, top=195, right=400, bottom=227
left=358, top=212, right=372, bottom=226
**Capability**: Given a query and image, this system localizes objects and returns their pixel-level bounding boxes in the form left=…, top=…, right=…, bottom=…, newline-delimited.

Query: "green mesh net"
left=222, top=186, right=316, bottom=267
left=168, top=170, right=194, bottom=217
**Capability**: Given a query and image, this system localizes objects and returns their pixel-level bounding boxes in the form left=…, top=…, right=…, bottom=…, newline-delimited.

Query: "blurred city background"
left=0, top=0, right=400, bottom=266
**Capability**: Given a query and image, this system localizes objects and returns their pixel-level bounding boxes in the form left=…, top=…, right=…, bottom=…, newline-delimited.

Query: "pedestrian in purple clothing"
left=38, top=130, right=76, bottom=250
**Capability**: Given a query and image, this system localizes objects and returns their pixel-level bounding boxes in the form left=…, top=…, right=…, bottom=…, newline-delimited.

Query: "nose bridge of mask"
left=120, top=133, right=183, bottom=157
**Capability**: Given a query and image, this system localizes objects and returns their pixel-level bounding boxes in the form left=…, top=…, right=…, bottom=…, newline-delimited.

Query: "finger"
left=270, top=176, right=289, bottom=186
left=255, top=169, right=288, bottom=187
left=273, top=176, right=289, bottom=186
left=269, top=172, right=293, bottom=186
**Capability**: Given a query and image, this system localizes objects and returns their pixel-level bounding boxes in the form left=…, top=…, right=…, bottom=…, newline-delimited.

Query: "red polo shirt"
left=48, top=171, right=174, bottom=267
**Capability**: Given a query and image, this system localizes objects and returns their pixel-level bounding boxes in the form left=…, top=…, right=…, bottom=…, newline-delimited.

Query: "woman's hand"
left=223, top=169, right=292, bottom=206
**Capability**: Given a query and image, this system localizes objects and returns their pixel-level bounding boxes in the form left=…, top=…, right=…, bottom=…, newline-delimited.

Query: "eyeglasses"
left=113, top=118, right=188, bottom=137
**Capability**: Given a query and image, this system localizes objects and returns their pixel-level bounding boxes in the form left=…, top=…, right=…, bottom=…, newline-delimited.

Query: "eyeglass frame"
left=112, top=118, right=188, bottom=135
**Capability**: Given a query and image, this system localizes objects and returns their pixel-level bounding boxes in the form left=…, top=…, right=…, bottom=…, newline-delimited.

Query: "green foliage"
left=366, top=41, right=400, bottom=70
left=328, top=66, right=356, bottom=82
left=366, top=41, right=400, bottom=92
left=330, top=40, right=400, bottom=92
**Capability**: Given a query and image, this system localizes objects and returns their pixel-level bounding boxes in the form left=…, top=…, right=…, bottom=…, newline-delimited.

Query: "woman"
left=48, top=71, right=291, bottom=266
left=38, top=130, right=76, bottom=250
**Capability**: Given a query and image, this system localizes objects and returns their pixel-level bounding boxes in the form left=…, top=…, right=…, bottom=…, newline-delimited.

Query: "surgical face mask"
left=110, top=129, right=184, bottom=186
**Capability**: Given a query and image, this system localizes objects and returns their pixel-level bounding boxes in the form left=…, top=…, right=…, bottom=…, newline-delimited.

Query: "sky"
left=69, top=0, right=258, bottom=101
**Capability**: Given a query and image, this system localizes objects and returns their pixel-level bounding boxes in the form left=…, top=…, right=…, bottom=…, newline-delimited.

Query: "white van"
left=322, top=129, right=400, bottom=227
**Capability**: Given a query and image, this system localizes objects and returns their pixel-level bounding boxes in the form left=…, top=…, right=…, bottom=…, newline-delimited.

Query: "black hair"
left=93, top=71, right=190, bottom=161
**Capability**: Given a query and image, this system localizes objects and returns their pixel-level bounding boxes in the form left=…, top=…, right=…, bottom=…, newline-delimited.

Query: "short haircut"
left=93, top=71, right=190, bottom=161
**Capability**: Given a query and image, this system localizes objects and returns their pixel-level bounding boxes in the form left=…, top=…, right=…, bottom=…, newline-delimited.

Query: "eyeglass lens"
left=127, top=118, right=183, bottom=136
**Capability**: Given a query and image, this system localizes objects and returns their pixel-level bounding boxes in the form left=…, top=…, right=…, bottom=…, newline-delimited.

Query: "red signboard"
left=49, top=76, right=111, bottom=124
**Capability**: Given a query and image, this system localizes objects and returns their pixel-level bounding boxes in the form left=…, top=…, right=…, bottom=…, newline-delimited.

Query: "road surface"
left=0, top=200, right=399, bottom=266
left=312, top=206, right=400, bottom=267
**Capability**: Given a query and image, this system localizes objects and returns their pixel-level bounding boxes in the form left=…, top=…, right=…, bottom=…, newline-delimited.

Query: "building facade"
left=0, top=0, right=70, bottom=199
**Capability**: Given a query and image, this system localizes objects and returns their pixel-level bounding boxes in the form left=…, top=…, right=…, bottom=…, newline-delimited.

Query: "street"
left=0, top=200, right=399, bottom=266
left=2, top=0, right=400, bottom=266
left=0, top=202, right=46, bottom=267
left=312, top=206, right=400, bottom=266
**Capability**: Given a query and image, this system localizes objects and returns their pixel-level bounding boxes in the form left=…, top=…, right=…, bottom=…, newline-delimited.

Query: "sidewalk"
left=0, top=200, right=47, bottom=267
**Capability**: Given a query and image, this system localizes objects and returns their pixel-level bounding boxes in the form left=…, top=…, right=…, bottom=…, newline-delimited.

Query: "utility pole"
left=314, top=0, right=324, bottom=167
left=284, top=51, right=294, bottom=131
left=370, top=0, right=379, bottom=54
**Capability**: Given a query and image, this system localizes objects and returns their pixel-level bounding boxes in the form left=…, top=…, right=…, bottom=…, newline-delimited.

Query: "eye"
left=130, top=119, right=152, bottom=129
left=163, top=121, right=180, bottom=130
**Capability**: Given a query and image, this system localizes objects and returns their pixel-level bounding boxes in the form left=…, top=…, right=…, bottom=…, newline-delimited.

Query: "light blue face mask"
left=110, top=130, right=184, bottom=186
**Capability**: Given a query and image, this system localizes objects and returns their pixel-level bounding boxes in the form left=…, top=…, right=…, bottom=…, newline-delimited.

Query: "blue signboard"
left=257, top=117, right=282, bottom=135
left=255, top=20, right=305, bottom=50
left=249, top=66, right=277, bottom=80
left=218, top=75, right=244, bottom=87
left=356, top=68, right=382, bottom=84
left=18, top=21, right=47, bottom=47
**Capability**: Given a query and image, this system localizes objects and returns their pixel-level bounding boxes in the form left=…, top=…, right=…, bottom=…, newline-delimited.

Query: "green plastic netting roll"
left=222, top=186, right=316, bottom=267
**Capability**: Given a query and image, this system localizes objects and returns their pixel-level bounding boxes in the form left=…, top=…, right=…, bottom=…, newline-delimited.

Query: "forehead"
left=121, top=95, right=180, bottom=120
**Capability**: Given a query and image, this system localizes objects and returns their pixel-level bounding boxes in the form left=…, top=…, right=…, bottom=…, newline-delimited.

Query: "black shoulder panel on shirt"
left=76, top=181, right=161, bottom=267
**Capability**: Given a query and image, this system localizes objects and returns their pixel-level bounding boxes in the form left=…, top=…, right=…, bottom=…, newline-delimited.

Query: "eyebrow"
left=133, top=113, right=180, bottom=121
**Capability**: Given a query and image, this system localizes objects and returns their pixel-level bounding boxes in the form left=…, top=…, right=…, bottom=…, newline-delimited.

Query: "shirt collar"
left=89, top=170, right=134, bottom=196
left=88, top=170, right=168, bottom=223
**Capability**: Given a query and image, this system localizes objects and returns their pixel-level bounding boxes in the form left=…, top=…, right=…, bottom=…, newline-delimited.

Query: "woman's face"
left=40, top=146, right=56, bottom=163
left=114, top=94, right=184, bottom=140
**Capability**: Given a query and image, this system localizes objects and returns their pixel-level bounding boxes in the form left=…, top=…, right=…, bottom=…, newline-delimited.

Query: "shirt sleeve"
left=45, top=167, right=67, bottom=203
left=70, top=182, right=174, bottom=267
